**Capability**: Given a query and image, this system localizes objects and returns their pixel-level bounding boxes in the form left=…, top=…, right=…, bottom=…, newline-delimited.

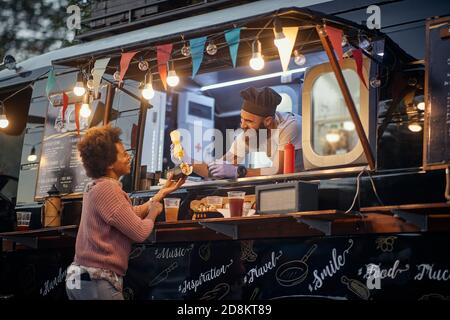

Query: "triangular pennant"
left=225, top=28, right=241, bottom=68
left=92, top=58, right=110, bottom=98
left=119, top=51, right=138, bottom=85
left=325, top=26, right=343, bottom=63
left=74, top=102, right=81, bottom=135
left=62, top=92, right=69, bottom=122
left=45, top=67, right=56, bottom=97
left=276, top=27, right=298, bottom=72
left=157, top=44, right=173, bottom=90
left=352, top=49, right=368, bottom=89
left=190, top=37, right=207, bottom=78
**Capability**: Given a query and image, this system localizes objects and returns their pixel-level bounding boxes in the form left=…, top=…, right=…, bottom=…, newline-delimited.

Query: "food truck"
left=0, top=0, right=449, bottom=300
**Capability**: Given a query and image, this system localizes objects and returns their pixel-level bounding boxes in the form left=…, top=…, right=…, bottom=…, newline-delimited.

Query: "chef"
left=171, top=86, right=302, bottom=178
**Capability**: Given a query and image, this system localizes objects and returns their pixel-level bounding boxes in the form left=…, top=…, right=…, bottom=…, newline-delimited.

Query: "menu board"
left=424, top=16, right=450, bottom=169
left=35, top=95, right=93, bottom=199
left=125, top=233, right=450, bottom=300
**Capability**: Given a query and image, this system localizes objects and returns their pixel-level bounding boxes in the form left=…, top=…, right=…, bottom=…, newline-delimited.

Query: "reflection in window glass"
left=311, top=69, right=360, bottom=156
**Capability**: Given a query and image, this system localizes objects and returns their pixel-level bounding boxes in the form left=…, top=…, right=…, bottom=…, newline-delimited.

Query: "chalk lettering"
left=415, top=264, right=450, bottom=281
left=244, top=251, right=283, bottom=284
left=179, top=259, right=233, bottom=294
left=309, top=239, right=353, bottom=292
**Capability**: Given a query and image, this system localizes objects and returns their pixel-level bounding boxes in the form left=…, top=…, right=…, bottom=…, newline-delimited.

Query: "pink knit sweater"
left=74, top=177, right=153, bottom=276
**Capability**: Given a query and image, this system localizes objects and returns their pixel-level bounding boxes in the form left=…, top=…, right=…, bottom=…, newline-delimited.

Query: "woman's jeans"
left=66, top=276, right=124, bottom=300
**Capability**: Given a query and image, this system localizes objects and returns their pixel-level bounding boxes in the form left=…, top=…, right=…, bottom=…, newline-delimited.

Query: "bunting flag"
left=119, top=51, right=138, bottom=85
left=276, top=27, right=299, bottom=72
left=190, top=37, right=207, bottom=78
left=45, top=67, right=56, bottom=97
left=352, top=49, right=368, bottom=89
left=325, top=25, right=343, bottom=63
left=74, top=102, right=81, bottom=135
left=157, top=44, right=173, bottom=90
left=62, top=92, right=69, bottom=122
left=225, top=28, right=241, bottom=68
left=92, top=58, right=111, bottom=98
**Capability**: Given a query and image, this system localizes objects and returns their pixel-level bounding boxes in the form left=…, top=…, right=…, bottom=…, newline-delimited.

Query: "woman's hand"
left=153, top=171, right=187, bottom=202
left=162, top=171, right=187, bottom=194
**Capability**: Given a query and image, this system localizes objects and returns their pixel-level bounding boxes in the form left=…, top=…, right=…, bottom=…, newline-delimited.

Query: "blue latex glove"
left=208, top=162, right=238, bottom=179
left=170, top=143, right=191, bottom=165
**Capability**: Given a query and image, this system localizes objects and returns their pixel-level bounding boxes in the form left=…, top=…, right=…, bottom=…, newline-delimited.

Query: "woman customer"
left=65, top=125, right=185, bottom=300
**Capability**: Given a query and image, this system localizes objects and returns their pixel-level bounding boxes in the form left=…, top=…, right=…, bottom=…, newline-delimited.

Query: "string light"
left=293, top=49, right=306, bottom=66
left=206, top=40, right=218, bottom=55
left=73, top=71, right=86, bottom=96
left=80, top=93, right=91, bottom=118
left=113, top=70, right=121, bottom=81
left=408, top=122, right=422, bottom=132
left=181, top=42, right=191, bottom=57
left=417, top=102, right=425, bottom=111
left=138, top=59, right=149, bottom=71
left=273, top=17, right=289, bottom=49
left=166, top=62, right=179, bottom=87
left=249, top=39, right=264, bottom=70
left=27, top=146, right=37, bottom=162
left=0, top=101, right=9, bottom=129
left=141, top=72, right=155, bottom=100
left=86, top=75, right=94, bottom=90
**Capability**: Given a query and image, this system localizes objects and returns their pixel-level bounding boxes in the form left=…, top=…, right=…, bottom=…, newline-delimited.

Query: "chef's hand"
left=208, top=162, right=238, bottom=179
left=170, top=143, right=191, bottom=165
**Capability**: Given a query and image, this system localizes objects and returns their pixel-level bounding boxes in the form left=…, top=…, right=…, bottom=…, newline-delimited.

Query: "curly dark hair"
left=77, top=125, right=122, bottom=178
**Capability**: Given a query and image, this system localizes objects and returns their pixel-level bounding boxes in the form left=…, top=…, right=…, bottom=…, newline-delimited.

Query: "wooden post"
left=316, top=25, right=375, bottom=170
left=103, top=83, right=115, bottom=125
left=132, top=99, right=149, bottom=191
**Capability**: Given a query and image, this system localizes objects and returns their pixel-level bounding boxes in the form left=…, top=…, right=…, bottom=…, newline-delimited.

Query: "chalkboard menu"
left=424, top=15, right=450, bottom=169
left=125, top=233, right=450, bottom=300
left=35, top=94, right=93, bottom=199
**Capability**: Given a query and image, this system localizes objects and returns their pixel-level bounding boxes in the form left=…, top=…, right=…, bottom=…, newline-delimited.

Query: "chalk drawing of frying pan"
left=276, top=244, right=318, bottom=287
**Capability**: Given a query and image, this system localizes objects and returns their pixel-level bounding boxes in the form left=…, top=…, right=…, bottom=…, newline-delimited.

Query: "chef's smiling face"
left=240, top=110, right=274, bottom=131
left=111, top=142, right=131, bottom=176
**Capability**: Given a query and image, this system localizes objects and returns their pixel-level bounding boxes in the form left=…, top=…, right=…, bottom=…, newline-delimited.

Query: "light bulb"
left=408, top=122, right=422, bottom=132
left=273, top=17, right=288, bottom=49
left=249, top=53, right=264, bottom=71
left=73, top=71, right=86, bottom=96
left=417, top=102, right=425, bottom=111
left=293, top=50, right=306, bottom=66
left=142, top=83, right=155, bottom=100
left=326, top=132, right=340, bottom=143
left=138, top=60, right=149, bottom=71
left=113, top=70, right=121, bottom=81
left=249, top=40, right=264, bottom=70
left=167, top=70, right=179, bottom=87
left=343, top=121, right=355, bottom=131
left=206, top=40, right=218, bottom=55
left=370, top=78, right=381, bottom=88
left=80, top=103, right=91, bottom=118
left=0, top=115, right=9, bottom=129
left=86, top=76, right=94, bottom=90
left=27, top=146, right=37, bottom=162
left=359, top=35, right=371, bottom=50
left=181, top=43, right=191, bottom=57
left=73, top=82, right=86, bottom=96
